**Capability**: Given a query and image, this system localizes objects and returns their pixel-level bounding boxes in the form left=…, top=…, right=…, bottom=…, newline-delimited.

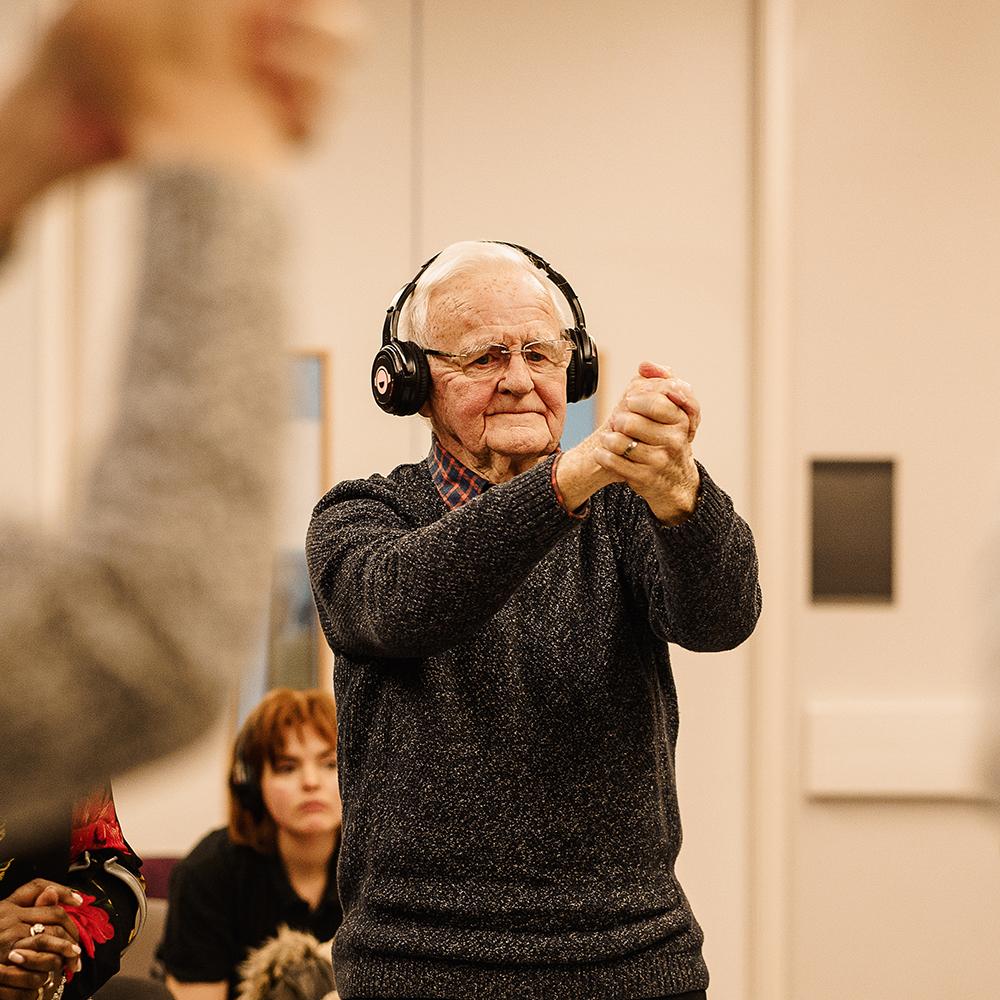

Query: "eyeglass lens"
left=460, top=341, right=572, bottom=376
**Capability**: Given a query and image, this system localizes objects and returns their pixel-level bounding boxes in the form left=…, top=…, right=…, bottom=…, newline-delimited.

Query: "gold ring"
left=623, top=439, right=639, bottom=460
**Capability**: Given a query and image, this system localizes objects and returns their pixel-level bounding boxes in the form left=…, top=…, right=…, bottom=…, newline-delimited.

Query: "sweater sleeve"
left=610, top=463, right=762, bottom=652
left=0, top=165, right=284, bottom=837
left=306, top=457, right=580, bottom=659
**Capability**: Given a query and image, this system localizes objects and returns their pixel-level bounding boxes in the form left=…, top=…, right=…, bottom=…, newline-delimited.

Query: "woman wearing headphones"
left=157, top=689, right=341, bottom=1000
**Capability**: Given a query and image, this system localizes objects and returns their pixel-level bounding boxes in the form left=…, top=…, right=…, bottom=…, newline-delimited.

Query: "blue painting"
left=562, top=396, right=596, bottom=449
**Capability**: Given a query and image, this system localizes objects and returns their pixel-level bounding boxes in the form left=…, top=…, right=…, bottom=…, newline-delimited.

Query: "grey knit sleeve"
left=0, top=165, right=285, bottom=836
left=609, top=463, right=762, bottom=652
left=307, top=458, right=580, bottom=659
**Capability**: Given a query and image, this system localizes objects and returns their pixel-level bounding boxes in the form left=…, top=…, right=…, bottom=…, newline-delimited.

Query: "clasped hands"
left=595, top=360, right=701, bottom=524
left=558, top=361, right=701, bottom=524
left=0, top=881, right=82, bottom=1000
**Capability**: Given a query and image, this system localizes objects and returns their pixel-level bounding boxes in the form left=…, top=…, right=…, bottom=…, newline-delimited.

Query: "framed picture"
left=239, top=351, right=332, bottom=720
left=562, top=395, right=597, bottom=449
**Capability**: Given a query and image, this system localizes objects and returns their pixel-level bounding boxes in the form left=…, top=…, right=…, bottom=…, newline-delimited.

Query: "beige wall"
left=786, top=1, right=1000, bottom=996
left=2, top=2, right=999, bottom=998
left=0, top=0, right=70, bottom=524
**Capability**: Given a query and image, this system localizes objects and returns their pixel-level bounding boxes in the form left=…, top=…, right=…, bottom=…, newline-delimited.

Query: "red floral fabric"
left=63, top=785, right=135, bottom=981
left=70, top=786, right=130, bottom=859
left=63, top=893, right=115, bottom=978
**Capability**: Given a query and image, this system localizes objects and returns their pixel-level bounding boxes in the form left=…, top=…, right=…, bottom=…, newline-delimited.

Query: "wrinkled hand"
left=0, top=881, right=82, bottom=994
left=594, top=361, right=701, bottom=524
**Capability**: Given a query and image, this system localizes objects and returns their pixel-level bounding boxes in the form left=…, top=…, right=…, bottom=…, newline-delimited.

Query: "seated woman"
left=157, top=689, right=341, bottom=1000
left=0, top=786, right=145, bottom=1000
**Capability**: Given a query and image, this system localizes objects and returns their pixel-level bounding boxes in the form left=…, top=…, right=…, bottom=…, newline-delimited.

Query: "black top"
left=157, top=828, right=342, bottom=1000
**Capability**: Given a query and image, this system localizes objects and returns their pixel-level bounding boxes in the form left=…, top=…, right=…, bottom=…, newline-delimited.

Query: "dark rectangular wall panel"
left=811, top=460, right=894, bottom=602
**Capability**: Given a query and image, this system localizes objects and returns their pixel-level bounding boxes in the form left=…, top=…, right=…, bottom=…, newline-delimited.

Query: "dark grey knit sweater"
left=307, top=452, right=761, bottom=1000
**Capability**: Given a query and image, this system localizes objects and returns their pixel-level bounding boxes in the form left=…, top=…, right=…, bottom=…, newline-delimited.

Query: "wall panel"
left=0, top=3, right=52, bottom=520
left=790, top=1, right=1000, bottom=996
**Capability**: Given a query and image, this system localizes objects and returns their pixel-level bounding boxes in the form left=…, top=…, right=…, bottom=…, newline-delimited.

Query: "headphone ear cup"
left=371, top=341, right=431, bottom=416
left=565, top=328, right=599, bottom=403
left=230, top=758, right=265, bottom=820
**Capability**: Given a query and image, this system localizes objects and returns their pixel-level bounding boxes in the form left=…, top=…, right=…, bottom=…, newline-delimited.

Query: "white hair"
left=397, top=241, right=575, bottom=347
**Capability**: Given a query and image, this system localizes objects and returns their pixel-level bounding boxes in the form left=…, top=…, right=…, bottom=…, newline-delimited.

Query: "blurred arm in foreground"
left=0, top=0, right=360, bottom=840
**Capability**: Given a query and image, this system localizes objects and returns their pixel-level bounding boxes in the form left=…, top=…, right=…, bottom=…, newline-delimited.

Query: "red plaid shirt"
left=426, top=438, right=586, bottom=518
left=426, top=438, right=494, bottom=509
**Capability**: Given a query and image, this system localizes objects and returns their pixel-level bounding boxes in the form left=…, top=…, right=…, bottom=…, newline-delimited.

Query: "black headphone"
left=371, top=242, right=599, bottom=416
left=229, top=730, right=266, bottom=820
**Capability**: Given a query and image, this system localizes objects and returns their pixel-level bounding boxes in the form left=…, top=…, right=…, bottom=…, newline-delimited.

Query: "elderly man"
left=307, top=241, right=761, bottom=1000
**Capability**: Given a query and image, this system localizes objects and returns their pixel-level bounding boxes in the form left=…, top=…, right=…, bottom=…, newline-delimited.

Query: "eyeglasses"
left=424, top=339, right=575, bottom=379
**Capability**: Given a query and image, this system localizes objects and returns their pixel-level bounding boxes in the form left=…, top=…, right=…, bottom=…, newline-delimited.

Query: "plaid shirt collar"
left=426, top=438, right=494, bottom=509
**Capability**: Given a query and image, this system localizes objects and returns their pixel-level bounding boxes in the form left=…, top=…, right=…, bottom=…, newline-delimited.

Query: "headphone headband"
left=492, top=242, right=587, bottom=333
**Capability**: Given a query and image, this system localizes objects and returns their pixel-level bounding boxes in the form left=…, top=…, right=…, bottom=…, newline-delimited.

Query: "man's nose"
left=498, top=350, right=534, bottom=393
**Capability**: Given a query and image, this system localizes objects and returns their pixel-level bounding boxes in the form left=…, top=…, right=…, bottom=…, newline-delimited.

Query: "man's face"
left=422, top=263, right=568, bottom=478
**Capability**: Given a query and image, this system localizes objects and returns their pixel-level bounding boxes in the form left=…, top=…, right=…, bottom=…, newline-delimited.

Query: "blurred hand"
left=594, top=361, right=701, bottom=524
left=250, top=0, right=363, bottom=143
left=0, top=0, right=362, bottom=228
left=40, top=0, right=362, bottom=169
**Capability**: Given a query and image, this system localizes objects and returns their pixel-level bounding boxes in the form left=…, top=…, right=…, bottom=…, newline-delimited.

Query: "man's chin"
left=487, top=430, right=554, bottom=457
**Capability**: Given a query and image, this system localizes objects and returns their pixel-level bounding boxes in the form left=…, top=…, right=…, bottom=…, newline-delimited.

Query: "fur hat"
left=236, top=926, right=338, bottom=1000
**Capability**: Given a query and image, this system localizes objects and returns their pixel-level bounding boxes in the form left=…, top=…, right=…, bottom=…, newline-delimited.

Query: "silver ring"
left=29, top=922, right=45, bottom=937
left=623, top=439, right=639, bottom=460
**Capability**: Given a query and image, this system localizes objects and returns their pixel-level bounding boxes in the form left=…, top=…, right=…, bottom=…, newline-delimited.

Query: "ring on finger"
left=29, top=923, right=45, bottom=937
left=623, top=439, right=639, bottom=460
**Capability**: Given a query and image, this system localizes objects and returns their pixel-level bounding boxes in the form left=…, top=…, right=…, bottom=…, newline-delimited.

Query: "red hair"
left=228, top=687, right=337, bottom=853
